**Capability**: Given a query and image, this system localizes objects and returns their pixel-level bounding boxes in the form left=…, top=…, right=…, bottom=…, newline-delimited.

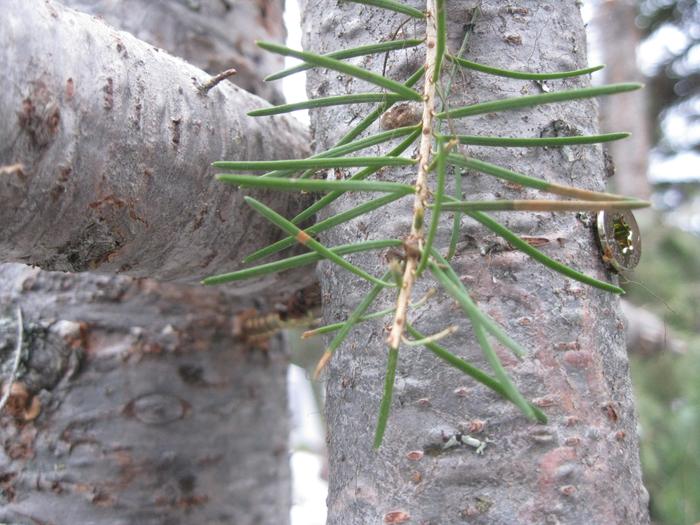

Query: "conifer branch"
left=386, top=0, right=440, bottom=352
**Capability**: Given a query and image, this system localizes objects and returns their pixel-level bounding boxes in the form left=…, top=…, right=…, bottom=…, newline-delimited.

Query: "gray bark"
left=303, top=1, right=650, bottom=523
left=1, top=1, right=297, bottom=523
left=0, top=265, right=289, bottom=525
left=61, top=0, right=287, bottom=104
left=1, top=0, right=311, bottom=292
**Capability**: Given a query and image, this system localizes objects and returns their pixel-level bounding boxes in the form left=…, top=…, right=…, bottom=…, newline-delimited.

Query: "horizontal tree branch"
left=59, top=0, right=287, bottom=104
left=0, top=0, right=312, bottom=294
left=0, top=263, right=291, bottom=523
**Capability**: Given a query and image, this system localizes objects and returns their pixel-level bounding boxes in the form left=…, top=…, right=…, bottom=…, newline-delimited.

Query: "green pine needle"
left=447, top=162, right=462, bottom=260
left=428, top=261, right=538, bottom=421
left=336, top=67, right=425, bottom=146
left=265, top=39, right=424, bottom=81
left=428, top=254, right=526, bottom=359
left=446, top=154, right=633, bottom=201
left=347, top=0, right=425, bottom=19
left=256, top=41, right=423, bottom=101
left=261, top=126, right=419, bottom=178
left=437, top=83, right=643, bottom=120
left=438, top=198, right=649, bottom=212
left=278, top=69, right=421, bottom=180
left=248, top=93, right=407, bottom=116
left=216, top=174, right=416, bottom=195
left=472, top=320, right=538, bottom=421
left=434, top=0, right=446, bottom=77
left=305, top=289, right=434, bottom=338
left=442, top=132, right=630, bottom=147
left=244, top=193, right=405, bottom=263
left=290, top=128, right=422, bottom=224
left=202, top=239, right=401, bottom=285
left=447, top=54, right=604, bottom=80
left=374, top=346, right=399, bottom=448
left=406, top=323, right=547, bottom=423
left=314, top=271, right=393, bottom=380
left=214, top=156, right=415, bottom=172
left=244, top=197, right=396, bottom=287
left=305, top=305, right=394, bottom=337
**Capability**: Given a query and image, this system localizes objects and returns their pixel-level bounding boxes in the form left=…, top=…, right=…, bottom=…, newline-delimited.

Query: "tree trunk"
left=303, top=1, right=650, bottom=523
left=1, top=1, right=301, bottom=523
left=595, top=0, right=651, bottom=200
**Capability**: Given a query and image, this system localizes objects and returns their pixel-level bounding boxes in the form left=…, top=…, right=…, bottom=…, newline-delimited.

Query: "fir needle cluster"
left=204, top=0, right=647, bottom=448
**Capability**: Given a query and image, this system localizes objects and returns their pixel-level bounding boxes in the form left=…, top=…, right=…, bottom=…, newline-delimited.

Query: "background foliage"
left=617, top=1, right=700, bottom=523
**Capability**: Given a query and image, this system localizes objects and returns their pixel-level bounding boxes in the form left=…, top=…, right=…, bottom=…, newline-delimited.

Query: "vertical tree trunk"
left=1, top=1, right=293, bottom=523
left=303, top=1, right=650, bottom=523
left=595, top=0, right=651, bottom=199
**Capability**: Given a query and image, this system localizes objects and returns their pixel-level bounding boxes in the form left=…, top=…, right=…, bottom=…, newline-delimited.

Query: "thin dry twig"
left=196, top=68, right=238, bottom=94
left=386, top=0, right=439, bottom=351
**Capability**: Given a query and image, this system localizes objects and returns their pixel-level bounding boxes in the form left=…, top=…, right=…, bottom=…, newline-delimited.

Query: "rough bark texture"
left=1, top=0, right=311, bottom=292
left=0, top=265, right=289, bottom=525
left=303, top=1, right=650, bottom=523
left=1, top=1, right=297, bottom=523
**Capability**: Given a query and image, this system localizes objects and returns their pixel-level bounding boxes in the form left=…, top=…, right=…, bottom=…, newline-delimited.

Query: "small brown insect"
left=233, top=284, right=321, bottom=348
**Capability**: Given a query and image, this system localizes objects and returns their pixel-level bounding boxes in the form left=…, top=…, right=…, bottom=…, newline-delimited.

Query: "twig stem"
left=197, top=68, right=237, bottom=94
left=386, top=0, right=439, bottom=351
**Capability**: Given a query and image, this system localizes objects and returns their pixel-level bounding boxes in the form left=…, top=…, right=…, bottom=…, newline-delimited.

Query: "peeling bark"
left=1, top=0, right=311, bottom=291
left=302, top=1, right=650, bottom=523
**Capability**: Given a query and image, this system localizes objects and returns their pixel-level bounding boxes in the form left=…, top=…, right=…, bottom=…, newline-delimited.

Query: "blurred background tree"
left=592, top=1, right=700, bottom=523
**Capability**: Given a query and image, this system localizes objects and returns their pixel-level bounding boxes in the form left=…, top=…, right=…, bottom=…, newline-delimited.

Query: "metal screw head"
left=596, top=210, right=641, bottom=272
